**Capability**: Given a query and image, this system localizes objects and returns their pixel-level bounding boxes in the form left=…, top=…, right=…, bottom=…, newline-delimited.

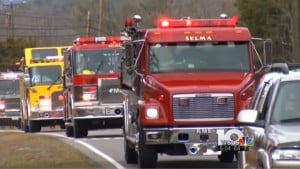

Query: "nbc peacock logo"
left=239, top=136, right=254, bottom=147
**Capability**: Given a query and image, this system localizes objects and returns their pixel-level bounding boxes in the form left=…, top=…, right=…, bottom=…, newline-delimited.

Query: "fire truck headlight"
left=82, top=86, right=97, bottom=101
left=40, top=98, right=51, bottom=107
left=0, top=101, right=5, bottom=111
left=82, top=93, right=97, bottom=101
left=146, top=108, right=159, bottom=119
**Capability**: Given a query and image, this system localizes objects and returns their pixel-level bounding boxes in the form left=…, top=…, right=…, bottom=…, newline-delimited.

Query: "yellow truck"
left=19, top=46, right=70, bottom=132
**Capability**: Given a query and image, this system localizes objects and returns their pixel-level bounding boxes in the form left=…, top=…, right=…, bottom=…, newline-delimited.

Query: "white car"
left=237, top=63, right=300, bottom=169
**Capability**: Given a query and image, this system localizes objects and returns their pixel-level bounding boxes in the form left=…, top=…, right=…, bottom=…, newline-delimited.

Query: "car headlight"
left=272, top=149, right=300, bottom=160
left=146, top=108, right=159, bottom=119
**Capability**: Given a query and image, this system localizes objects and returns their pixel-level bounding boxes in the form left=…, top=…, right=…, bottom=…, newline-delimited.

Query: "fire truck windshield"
left=74, top=49, right=122, bottom=75
left=0, top=80, right=19, bottom=95
left=29, top=66, right=61, bottom=86
left=149, top=41, right=250, bottom=73
left=31, top=49, right=58, bottom=60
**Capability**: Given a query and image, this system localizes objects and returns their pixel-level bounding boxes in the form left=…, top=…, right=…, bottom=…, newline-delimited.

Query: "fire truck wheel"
left=29, top=120, right=41, bottom=133
left=73, top=121, right=88, bottom=138
left=66, top=126, right=74, bottom=137
left=138, top=129, right=157, bottom=168
left=218, top=151, right=235, bottom=162
left=124, top=137, right=138, bottom=164
left=74, top=127, right=88, bottom=138
left=21, top=120, right=28, bottom=132
left=60, top=123, right=66, bottom=129
left=16, top=120, right=21, bottom=129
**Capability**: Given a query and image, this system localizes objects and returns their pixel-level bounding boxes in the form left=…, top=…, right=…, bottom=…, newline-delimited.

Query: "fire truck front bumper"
left=0, top=109, right=21, bottom=127
left=29, top=108, right=64, bottom=120
left=142, top=126, right=242, bottom=156
left=72, top=103, right=123, bottom=119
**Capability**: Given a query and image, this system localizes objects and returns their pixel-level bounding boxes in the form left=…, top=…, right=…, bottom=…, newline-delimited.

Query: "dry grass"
left=0, top=132, right=97, bottom=168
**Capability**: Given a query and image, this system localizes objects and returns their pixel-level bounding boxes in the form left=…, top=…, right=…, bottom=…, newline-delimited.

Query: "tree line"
left=0, top=0, right=299, bottom=71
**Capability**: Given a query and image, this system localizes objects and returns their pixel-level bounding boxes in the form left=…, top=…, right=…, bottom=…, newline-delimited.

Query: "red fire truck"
left=120, top=15, right=272, bottom=168
left=0, top=71, right=22, bottom=128
left=63, top=36, right=130, bottom=138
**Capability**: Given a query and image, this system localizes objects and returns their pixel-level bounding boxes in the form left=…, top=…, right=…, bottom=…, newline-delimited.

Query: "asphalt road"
left=41, top=127, right=238, bottom=169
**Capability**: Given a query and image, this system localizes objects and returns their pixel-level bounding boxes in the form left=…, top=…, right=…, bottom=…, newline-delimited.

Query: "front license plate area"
left=196, top=128, right=216, bottom=134
left=200, top=134, right=209, bottom=141
left=105, top=108, right=115, bottom=115
left=196, top=129, right=217, bottom=142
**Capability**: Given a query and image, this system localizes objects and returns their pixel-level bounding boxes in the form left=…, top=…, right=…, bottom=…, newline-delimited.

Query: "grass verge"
left=0, top=132, right=97, bottom=168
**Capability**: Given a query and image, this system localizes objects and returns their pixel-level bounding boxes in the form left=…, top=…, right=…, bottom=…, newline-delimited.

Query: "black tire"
left=60, top=123, right=66, bottom=129
left=138, top=129, right=157, bottom=168
left=66, top=126, right=74, bottom=137
left=29, top=120, right=41, bottom=133
left=73, top=120, right=88, bottom=138
left=124, top=137, right=138, bottom=164
left=218, top=151, right=235, bottom=162
left=235, top=151, right=238, bottom=160
left=15, top=120, right=21, bottom=129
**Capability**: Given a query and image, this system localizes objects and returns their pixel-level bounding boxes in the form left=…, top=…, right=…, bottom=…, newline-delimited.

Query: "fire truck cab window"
left=75, top=50, right=122, bottom=75
left=0, top=80, right=19, bottom=95
left=150, top=44, right=176, bottom=72
left=31, top=49, right=58, bottom=60
left=149, top=42, right=250, bottom=73
left=29, top=66, right=61, bottom=86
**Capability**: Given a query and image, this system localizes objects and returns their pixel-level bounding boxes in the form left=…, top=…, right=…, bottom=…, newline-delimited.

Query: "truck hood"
left=148, top=72, right=252, bottom=93
left=268, top=124, right=300, bottom=145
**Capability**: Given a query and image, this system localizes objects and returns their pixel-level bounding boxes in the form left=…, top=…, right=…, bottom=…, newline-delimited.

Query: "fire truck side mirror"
left=263, top=39, right=272, bottom=66
left=127, top=67, right=134, bottom=74
left=24, top=74, right=30, bottom=87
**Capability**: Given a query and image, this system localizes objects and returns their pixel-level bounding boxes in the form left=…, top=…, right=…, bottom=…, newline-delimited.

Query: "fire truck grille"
left=52, top=91, right=63, bottom=109
left=99, top=78, right=123, bottom=104
left=3, top=97, right=20, bottom=110
left=172, top=93, right=234, bottom=121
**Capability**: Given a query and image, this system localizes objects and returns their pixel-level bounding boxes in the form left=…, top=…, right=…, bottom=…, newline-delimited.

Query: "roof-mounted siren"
left=133, top=15, right=142, bottom=25
left=269, top=63, right=289, bottom=74
left=124, top=15, right=142, bottom=37
left=75, top=36, right=131, bottom=45
left=219, top=13, right=229, bottom=19
left=158, top=15, right=238, bottom=28
left=73, top=38, right=80, bottom=45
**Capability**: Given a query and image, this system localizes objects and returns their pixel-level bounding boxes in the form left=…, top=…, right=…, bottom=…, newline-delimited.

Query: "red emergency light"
left=74, top=36, right=131, bottom=45
left=158, top=16, right=239, bottom=28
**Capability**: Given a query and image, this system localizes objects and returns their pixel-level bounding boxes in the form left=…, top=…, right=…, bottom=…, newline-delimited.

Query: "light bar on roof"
left=0, top=72, right=21, bottom=79
left=158, top=16, right=239, bottom=28
left=75, top=36, right=131, bottom=45
left=30, top=55, right=63, bottom=63
left=95, top=37, right=107, bottom=42
left=45, top=55, right=63, bottom=60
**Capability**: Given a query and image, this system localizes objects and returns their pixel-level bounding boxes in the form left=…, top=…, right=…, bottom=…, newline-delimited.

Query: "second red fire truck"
left=63, top=36, right=130, bottom=138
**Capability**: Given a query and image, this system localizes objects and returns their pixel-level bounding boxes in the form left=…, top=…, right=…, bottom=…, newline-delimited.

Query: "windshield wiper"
left=95, top=60, right=104, bottom=74
left=280, top=118, right=300, bottom=123
left=47, top=76, right=61, bottom=90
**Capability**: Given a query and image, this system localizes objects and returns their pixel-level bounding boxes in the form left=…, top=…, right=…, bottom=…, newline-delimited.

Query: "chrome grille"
left=173, top=93, right=234, bottom=121
left=3, top=97, right=20, bottom=110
